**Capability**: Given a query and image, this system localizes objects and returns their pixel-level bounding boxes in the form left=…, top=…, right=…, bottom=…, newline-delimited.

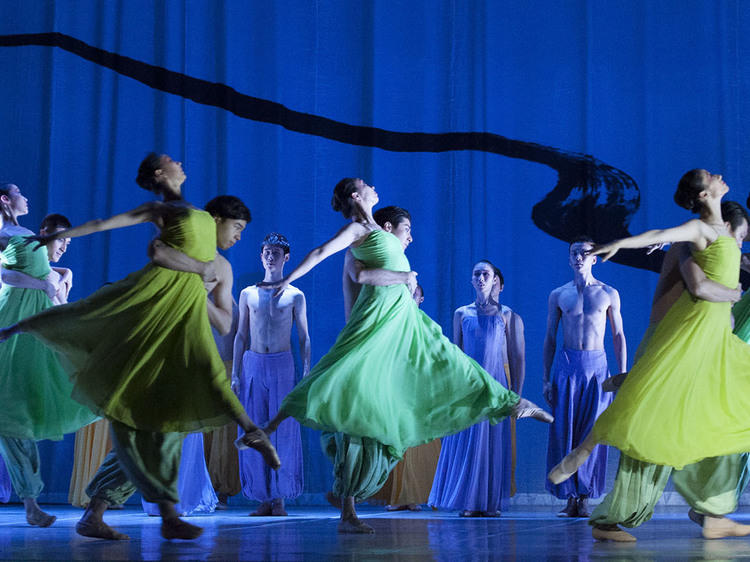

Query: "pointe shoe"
left=702, top=516, right=750, bottom=539
left=235, top=429, right=281, bottom=470
left=512, top=398, right=554, bottom=423
left=592, top=525, right=636, bottom=542
left=548, top=447, right=592, bottom=485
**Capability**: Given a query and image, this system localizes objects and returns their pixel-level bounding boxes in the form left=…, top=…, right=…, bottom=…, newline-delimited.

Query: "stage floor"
left=2, top=504, right=750, bottom=560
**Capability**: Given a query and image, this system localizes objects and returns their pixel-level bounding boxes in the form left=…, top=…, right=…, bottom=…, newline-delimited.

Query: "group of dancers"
left=0, top=155, right=550, bottom=540
left=1, top=157, right=748, bottom=542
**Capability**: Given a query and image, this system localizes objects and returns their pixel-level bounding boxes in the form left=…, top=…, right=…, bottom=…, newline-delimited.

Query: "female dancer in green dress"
left=0, top=154, right=278, bottom=540
left=548, top=170, right=750, bottom=538
left=0, top=184, right=97, bottom=528
left=260, top=177, right=551, bottom=533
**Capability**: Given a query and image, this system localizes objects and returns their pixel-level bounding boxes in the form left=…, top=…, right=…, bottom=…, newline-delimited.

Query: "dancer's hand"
left=646, top=242, right=668, bottom=255
left=405, top=271, right=418, bottom=296
left=199, top=260, right=218, bottom=285
left=590, top=241, right=621, bottom=262
left=230, top=374, right=239, bottom=393
left=42, top=278, right=58, bottom=300
left=257, top=277, right=289, bottom=297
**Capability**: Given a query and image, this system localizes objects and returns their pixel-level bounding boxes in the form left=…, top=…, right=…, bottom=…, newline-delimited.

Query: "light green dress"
left=22, top=208, right=245, bottom=433
left=0, top=226, right=96, bottom=440
left=593, top=237, right=750, bottom=469
left=281, top=229, right=519, bottom=460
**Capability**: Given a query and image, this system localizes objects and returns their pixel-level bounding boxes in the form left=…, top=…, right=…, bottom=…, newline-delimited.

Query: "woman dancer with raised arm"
left=0, top=154, right=278, bottom=541
left=549, top=169, right=750, bottom=539
left=260, top=177, right=551, bottom=534
left=0, top=185, right=97, bottom=528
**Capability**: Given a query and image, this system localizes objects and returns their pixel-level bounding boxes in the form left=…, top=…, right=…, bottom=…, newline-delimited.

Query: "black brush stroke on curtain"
left=8, top=31, right=741, bottom=280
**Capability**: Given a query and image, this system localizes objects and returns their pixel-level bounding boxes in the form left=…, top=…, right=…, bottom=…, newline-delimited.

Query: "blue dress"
left=429, top=309, right=514, bottom=512
left=142, top=433, right=217, bottom=515
left=0, top=455, right=10, bottom=502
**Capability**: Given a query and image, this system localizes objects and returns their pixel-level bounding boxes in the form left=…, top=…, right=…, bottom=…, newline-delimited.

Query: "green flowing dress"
left=281, top=230, right=519, bottom=459
left=0, top=225, right=97, bottom=440
left=592, top=237, right=750, bottom=469
left=22, top=208, right=246, bottom=433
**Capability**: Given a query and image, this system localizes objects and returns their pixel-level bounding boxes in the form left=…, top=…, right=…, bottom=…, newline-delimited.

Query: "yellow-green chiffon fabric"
left=592, top=237, right=750, bottom=469
left=22, top=208, right=245, bottom=433
left=281, top=230, right=519, bottom=458
left=0, top=230, right=97, bottom=439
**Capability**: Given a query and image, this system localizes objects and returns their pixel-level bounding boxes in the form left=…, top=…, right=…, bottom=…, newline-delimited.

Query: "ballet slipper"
left=511, top=398, right=554, bottom=423
left=592, top=524, right=636, bottom=542
left=235, top=429, right=281, bottom=470
left=385, top=504, right=408, bottom=512
left=548, top=446, right=593, bottom=484
left=702, top=516, right=750, bottom=539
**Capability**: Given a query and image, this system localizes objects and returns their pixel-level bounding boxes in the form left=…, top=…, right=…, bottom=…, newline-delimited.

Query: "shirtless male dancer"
left=233, top=232, right=310, bottom=516
left=543, top=236, right=626, bottom=517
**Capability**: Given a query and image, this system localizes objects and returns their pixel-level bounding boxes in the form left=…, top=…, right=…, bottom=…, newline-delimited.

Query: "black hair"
left=373, top=206, right=411, bottom=229
left=331, top=178, right=361, bottom=219
left=262, top=232, right=290, bottom=255
left=39, top=213, right=71, bottom=233
left=135, top=152, right=164, bottom=192
left=675, top=169, right=709, bottom=213
left=476, top=259, right=504, bottom=287
left=205, top=195, right=251, bottom=222
left=721, top=200, right=749, bottom=233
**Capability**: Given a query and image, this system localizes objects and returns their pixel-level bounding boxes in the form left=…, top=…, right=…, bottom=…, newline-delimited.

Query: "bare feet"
left=548, top=446, right=593, bottom=485
left=602, top=372, right=628, bottom=392
left=325, top=491, right=343, bottom=509
left=76, top=519, right=129, bottom=540
left=702, top=515, right=750, bottom=539
left=215, top=493, right=229, bottom=511
left=592, top=524, right=636, bottom=542
left=161, top=517, right=204, bottom=540
left=338, top=515, right=375, bottom=534
left=24, top=499, right=56, bottom=528
left=557, top=497, right=577, bottom=518
left=235, top=429, right=281, bottom=469
left=250, top=501, right=272, bottom=516
left=512, top=398, right=554, bottom=423
left=576, top=496, right=590, bottom=518
left=385, top=504, right=408, bottom=512
left=271, top=499, right=287, bottom=516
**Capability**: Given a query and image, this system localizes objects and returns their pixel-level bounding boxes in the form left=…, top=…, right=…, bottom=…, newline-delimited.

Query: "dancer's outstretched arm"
left=592, top=219, right=712, bottom=262
left=260, top=223, right=378, bottom=296
left=28, top=202, right=164, bottom=247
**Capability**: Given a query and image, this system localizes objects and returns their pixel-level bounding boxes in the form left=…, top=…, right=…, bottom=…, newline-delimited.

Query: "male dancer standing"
left=544, top=236, right=626, bottom=517
left=233, top=232, right=310, bottom=516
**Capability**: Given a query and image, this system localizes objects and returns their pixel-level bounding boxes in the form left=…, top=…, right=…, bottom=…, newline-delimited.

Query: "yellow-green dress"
left=281, top=230, right=519, bottom=459
left=21, top=208, right=245, bottom=433
left=592, top=236, right=750, bottom=469
left=0, top=225, right=96, bottom=440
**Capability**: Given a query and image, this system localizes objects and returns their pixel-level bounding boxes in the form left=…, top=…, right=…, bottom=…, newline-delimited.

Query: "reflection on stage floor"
left=1, top=504, right=749, bottom=560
